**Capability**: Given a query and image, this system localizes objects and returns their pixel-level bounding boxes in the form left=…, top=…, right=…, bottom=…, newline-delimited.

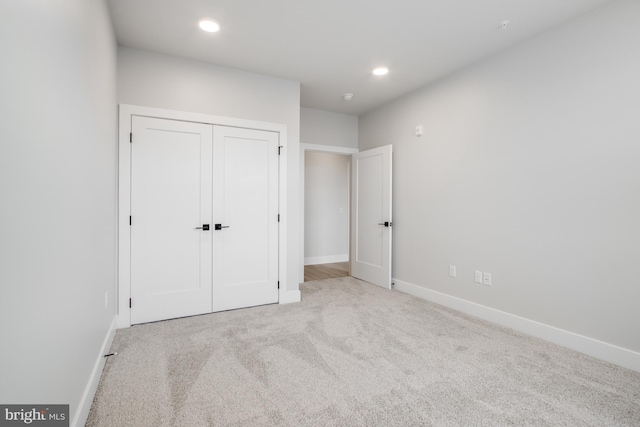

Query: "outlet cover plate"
left=483, top=272, right=492, bottom=286
left=474, top=271, right=483, bottom=284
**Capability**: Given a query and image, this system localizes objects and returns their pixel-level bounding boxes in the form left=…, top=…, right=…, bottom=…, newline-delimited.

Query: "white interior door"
left=350, top=145, right=393, bottom=289
left=130, top=116, right=213, bottom=324
left=213, top=126, right=280, bottom=311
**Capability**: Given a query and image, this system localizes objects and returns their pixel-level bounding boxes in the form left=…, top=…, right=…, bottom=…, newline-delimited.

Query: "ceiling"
left=108, top=0, right=611, bottom=116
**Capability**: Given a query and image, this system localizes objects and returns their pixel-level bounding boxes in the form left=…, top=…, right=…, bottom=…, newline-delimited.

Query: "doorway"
left=300, top=144, right=359, bottom=283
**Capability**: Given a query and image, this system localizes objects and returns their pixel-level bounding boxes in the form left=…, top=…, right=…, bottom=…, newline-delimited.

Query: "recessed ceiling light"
left=372, top=67, right=389, bottom=76
left=199, top=18, right=220, bottom=33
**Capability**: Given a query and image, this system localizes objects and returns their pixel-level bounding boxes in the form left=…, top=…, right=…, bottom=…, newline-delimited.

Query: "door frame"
left=299, top=143, right=359, bottom=283
left=118, top=104, right=290, bottom=328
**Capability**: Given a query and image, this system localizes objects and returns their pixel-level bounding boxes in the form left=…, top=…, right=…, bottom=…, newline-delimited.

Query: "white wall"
left=117, top=47, right=301, bottom=292
left=359, top=0, right=640, bottom=359
left=301, top=107, right=358, bottom=148
left=304, top=152, right=350, bottom=264
left=0, top=0, right=118, bottom=424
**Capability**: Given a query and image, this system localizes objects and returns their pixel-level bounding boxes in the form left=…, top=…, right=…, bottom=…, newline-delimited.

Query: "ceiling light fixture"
left=372, top=67, right=389, bottom=76
left=199, top=18, right=220, bottom=33
left=343, top=93, right=354, bottom=101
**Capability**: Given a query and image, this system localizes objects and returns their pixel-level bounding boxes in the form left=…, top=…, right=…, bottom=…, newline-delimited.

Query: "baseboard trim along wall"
left=73, top=316, right=118, bottom=427
left=304, top=254, right=349, bottom=265
left=280, top=289, right=301, bottom=304
left=393, top=279, right=640, bottom=373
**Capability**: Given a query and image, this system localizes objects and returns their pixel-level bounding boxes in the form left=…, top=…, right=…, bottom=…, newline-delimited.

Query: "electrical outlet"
left=474, top=271, right=483, bottom=284
left=105, top=291, right=109, bottom=309
left=449, top=265, right=456, bottom=277
left=483, top=272, right=492, bottom=286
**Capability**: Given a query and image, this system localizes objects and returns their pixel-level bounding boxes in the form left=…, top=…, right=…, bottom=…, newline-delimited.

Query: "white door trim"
left=299, top=143, right=359, bottom=283
left=118, top=104, right=289, bottom=328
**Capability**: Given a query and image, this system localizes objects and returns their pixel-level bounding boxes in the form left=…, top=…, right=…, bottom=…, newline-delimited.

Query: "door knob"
left=214, top=224, right=230, bottom=230
left=195, top=224, right=210, bottom=230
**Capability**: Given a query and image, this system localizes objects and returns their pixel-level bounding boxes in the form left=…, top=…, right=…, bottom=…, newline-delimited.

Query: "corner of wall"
left=72, top=316, right=118, bottom=427
left=280, top=290, right=302, bottom=304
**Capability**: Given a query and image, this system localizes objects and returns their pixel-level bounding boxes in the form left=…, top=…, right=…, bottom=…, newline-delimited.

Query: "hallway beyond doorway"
left=304, top=262, right=349, bottom=282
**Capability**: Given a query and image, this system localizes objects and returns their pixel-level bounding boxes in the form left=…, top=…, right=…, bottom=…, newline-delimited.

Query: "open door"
left=350, top=145, right=392, bottom=288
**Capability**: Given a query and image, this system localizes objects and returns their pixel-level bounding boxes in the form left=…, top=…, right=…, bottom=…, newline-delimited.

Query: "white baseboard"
left=393, top=278, right=640, bottom=373
left=72, top=316, right=118, bottom=427
left=304, top=254, right=348, bottom=265
left=280, top=289, right=301, bottom=304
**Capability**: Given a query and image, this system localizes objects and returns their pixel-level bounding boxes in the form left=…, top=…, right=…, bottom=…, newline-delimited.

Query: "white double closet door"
left=130, top=116, right=279, bottom=325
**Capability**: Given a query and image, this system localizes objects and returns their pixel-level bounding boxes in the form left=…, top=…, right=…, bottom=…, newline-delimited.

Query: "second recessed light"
left=199, top=18, right=220, bottom=33
left=372, top=67, right=389, bottom=76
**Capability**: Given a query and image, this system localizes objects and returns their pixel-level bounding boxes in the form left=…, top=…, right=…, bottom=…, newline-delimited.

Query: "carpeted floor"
left=87, top=277, right=640, bottom=426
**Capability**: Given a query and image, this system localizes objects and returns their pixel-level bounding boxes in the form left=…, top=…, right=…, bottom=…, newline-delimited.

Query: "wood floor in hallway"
left=304, top=262, right=349, bottom=282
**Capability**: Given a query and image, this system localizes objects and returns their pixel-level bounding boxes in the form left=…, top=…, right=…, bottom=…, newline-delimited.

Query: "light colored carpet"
left=87, top=277, right=640, bottom=426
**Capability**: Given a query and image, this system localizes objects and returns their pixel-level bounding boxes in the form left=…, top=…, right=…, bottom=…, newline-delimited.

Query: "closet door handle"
left=214, top=224, right=230, bottom=230
left=195, top=224, right=210, bottom=230
left=378, top=221, right=392, bottom=227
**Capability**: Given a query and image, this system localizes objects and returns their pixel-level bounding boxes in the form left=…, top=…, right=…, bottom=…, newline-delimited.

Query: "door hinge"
left=130, top=132, right=132, bottom=143
left=277, top=214, right=280, bottom=222
left=277, top=281, right=280, bottom=289
left=278, top=146, right=282, bottom=155
left=129, top=298, right=132, bottom=308
left=129, top=216, right=132, bottom=226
